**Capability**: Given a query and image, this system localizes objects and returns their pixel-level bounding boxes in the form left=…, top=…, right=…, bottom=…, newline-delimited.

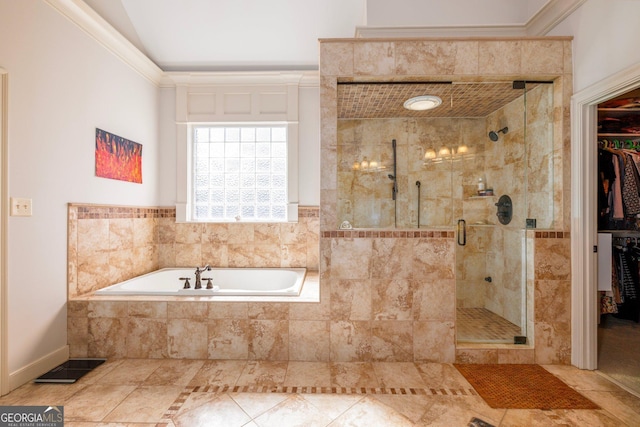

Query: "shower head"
left=489, top=127, right=509, bottom=141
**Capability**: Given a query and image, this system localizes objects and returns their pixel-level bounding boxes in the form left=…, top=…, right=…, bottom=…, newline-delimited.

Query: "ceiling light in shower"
left=403, top=95, right=442, bottom=111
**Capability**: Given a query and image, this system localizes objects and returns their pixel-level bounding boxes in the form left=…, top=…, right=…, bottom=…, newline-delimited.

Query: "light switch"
left=10, top=197, right=32, bottom=216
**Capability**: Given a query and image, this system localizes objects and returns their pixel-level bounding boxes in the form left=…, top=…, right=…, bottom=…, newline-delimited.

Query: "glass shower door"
left=455, top=81, right=554, bottom=344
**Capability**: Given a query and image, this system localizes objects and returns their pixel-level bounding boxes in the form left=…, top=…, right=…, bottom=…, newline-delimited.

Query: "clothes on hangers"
left=603, top=239, right=640, bottom=321
left=598, top=142, right=640, bottom=229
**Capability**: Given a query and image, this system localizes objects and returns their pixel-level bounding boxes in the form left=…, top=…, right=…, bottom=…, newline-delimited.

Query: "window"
left=191, top=124, right=289, bottom=222
left=172, top=72, right=305, bottom=223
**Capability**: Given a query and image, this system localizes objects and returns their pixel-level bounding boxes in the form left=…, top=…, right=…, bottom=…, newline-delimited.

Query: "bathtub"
left=94, top=267, right=306, bottom=296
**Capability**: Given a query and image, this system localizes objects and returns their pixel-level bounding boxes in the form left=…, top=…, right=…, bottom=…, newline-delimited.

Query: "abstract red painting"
left=95, top=128, right=142, bottom=183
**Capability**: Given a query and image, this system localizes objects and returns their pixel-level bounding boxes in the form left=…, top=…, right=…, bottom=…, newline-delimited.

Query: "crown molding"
left=527, top=0, right=586, bottom=36
left=355, top=25, right=526, bottom=38
left=160, top=70, right=320, bottom=88
left=44, top=0, right=164, bottom=86
left=356, top=0, right=585, bottom=38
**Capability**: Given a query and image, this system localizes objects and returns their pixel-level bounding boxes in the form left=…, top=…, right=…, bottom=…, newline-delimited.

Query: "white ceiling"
left=82, top=0, right=556, bottom=72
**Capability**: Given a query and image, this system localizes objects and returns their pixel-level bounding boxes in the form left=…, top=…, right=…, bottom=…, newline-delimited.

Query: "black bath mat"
left=34, top=358, right=106, bottom=383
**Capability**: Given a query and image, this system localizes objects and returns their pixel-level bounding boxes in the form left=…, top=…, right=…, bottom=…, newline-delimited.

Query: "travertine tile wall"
left=322, top=230, right=457, bottom=362
left=155, top=207, right=319, bottom=270
left=337, top=117, right=485, bottom=228
left=67, top=205, right=168, bottom=298
left=68, top=285, right=334, bottom=360
left=320, top=37, right=572, bottom=365
left=68, top=205, right=319, bottom=298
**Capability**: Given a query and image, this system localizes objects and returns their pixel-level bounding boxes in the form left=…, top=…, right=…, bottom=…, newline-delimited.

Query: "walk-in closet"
left=597, top=88, right=640, bottom=394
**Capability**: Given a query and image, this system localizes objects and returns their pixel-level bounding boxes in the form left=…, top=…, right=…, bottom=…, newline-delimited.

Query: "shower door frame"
left=455, top=82, right=532, bottom=344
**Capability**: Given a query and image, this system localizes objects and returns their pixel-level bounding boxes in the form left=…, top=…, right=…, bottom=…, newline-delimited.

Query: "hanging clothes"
left=598, top=142, right=640, bottom=229
left=609, top=240, right=640, bottom=322
left=612, top=153, right=625, bottom=219
left=622, top=152, right=640, bottom=216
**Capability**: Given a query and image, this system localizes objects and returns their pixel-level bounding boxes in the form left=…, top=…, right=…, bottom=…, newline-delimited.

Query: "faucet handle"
left=179, top=277, right=191, bottom=289
left=203, top=278, right=213, bottom=289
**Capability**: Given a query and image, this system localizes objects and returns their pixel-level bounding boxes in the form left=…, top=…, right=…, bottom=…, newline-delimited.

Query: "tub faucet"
left=194, top=265, right=212, bottom=289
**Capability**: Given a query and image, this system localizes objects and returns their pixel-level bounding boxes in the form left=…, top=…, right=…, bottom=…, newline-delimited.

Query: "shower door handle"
left=457, top=219, right=466, bottom=246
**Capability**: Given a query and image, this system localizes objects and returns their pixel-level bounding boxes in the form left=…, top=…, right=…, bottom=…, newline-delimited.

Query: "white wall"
left=158, top=87, right=176, bottom=206
left=0, top=0, right=159, bottom=376
left=296, top=86, right=320, bottom=206
left=549, top=0, right=640, bottom=92
left=365, top=0, right=530, bottom=26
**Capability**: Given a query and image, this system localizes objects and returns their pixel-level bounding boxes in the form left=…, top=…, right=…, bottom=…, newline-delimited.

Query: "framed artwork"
left=95, top=128, right=142, bottom=183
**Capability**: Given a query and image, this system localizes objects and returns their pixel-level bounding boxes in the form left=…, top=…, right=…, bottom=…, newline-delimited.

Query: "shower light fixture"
left=403, top=95, right=442, bottom=111
left=352, top=156, right=384, bottom=172
left=423, top=144, right=472, bottom=165
left=423, top=148, right=436, bottom=160
left=438, top=146, right=451, bottom=157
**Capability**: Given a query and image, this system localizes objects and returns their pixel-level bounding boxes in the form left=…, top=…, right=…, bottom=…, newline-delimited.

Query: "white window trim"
left=187, top=122, right=298, bottom=223
left=171, top=72, right=305, bottom=223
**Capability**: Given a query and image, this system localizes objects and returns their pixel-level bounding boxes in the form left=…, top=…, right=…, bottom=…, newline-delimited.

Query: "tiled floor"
left=1, top=359, right=639, bottom=426
left=457, top=308, right=522, bottom=343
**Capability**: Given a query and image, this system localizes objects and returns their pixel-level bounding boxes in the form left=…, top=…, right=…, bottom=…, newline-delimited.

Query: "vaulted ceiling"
left=81, top=0, right=569, bottom=72
left=76, top=0, right=575, bottom=118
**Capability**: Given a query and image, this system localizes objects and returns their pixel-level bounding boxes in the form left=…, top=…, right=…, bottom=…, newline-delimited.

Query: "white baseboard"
left=8, top=345, right=69, bottom=392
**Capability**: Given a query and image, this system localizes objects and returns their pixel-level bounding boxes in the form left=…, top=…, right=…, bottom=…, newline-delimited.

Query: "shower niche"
left=336, top=80, right=556, bottom=343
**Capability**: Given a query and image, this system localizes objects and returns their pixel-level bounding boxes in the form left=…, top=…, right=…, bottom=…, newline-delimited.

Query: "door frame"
left=571, top=62, right=640, bottom=369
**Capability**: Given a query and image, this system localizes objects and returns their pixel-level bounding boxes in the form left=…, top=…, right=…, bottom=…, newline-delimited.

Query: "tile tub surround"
left=67, top=272, right=324, bottom=360
left=68, top=204, right=319, bottom=298
left=320, top=38, right=573, bottom=365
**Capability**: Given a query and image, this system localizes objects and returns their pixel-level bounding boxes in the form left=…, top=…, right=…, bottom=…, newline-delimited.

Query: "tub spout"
left=194, top=265, right=212, bottom=289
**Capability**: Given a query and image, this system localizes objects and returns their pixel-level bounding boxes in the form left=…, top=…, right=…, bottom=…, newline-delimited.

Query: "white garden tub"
left=94, top=267, right=306, bottom=296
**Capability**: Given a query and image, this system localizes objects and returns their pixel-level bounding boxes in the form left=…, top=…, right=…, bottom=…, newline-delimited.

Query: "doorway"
left=595, top=87, right=640, bottom=394
left=571, top=62, right=640, bottom=385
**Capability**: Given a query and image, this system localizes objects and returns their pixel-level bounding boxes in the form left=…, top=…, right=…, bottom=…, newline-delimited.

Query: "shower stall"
left=336, top=81, right=555, bottom=344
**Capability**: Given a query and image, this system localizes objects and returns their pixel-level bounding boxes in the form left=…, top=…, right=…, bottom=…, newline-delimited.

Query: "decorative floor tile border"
left=160, top=385, right=478, bottom=421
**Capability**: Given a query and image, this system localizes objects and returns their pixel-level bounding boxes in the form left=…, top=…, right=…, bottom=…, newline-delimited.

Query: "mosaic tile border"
left=298, top=206, right=320, bottom=217
left=321, top=230, right=569, bottom=239
left=72, top=204, right=176, bottom=219
left=534, top=231, right=570, bottom=239
left=71, top=204, right=319, bottom=220
left=159, top=385, right=478, bottom=422
left=322, top=230, right=454, bottom=238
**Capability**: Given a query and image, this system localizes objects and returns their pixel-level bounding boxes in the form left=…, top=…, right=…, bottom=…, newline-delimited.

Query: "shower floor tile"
left=456, top=307, right=522, bottom=343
